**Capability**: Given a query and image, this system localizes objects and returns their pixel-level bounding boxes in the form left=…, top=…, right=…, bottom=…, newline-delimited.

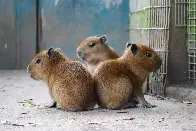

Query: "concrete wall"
left=0, top=0, right=129, bottom=69
left=38, top=0, right=129, bottom=60
left=0, top=0, right=36, bottom=69
left=167, top=0, right=188, bottom=84
left=0, top=1, right=16, bottom=69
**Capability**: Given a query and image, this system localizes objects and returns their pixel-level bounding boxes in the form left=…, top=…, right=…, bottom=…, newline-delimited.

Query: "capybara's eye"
left=146, top=53, right=152, bottom=57
left=35, top=58, right=41, bottom=64
left=88, top=42, right=96, bottom=47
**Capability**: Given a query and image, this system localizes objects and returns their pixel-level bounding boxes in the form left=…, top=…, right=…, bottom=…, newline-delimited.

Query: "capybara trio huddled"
left=27, top=35, right=162, bottom=112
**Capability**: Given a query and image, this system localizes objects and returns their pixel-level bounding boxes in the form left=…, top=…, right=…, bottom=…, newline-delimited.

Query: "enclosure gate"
left=129, top=0, right=171, bottom=95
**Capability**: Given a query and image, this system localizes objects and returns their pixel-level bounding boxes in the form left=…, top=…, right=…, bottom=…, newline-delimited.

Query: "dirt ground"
left=0, top=70, right=196, bottom=131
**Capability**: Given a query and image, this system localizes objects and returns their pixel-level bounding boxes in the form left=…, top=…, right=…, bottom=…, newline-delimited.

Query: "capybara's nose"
left=77, top=51, right=82, bottom=58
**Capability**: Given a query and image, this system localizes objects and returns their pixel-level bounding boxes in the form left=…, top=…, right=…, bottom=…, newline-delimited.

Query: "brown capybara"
left=76, top=35, right=119, bottom=75
left=76, top=35, right=149, bottom=94
left=27, top=48, right=96, bottom=111
left=94, top=42, right=162, bottom=109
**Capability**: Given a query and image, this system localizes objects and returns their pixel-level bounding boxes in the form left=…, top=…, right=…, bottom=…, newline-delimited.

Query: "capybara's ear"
left=131, top=44, right=138, bottom=55
left=48, top=47, right=55, bottom=59
left=126, top=42, right=132, bottom=48
left=100, top=35, right=107, bottom=44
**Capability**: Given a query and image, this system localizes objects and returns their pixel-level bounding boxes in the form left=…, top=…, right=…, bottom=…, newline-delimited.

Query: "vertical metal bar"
left=188, top=0, right=190, bottom=78
left=176, top=0, right=178, bottom=25
left=195, top=0, right=196, bottom=79
left=184, top=0, right=185, bottom=26
left=180, top=0, right=182, bottom=25
left=188, top=0, right=189, bottom=79
left=177, top=0, right=180, bottom=26
left=166, top=0, right=168, bottom=28
left=178, top=0, right=180, bottom=26
left=194, top=0, right=196, bottom=79
left=180, top=0, right=184, bottom=26
left=183, top=0, right=184, bottom=25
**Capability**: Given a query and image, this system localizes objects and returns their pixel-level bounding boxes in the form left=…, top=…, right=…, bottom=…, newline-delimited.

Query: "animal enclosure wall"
left=129, top=0, right=171, bottom=95
left=0, top=0, right=129, bottom=69
left=0, top=0, right=36, bottom=69
left=37, top=0, right=129, bottom=60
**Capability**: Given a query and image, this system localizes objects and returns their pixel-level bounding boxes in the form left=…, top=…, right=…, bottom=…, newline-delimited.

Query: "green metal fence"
left=188, top=0, right=196, bottom=80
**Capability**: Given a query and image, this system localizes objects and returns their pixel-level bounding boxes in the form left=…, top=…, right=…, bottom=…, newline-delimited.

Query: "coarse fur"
left=27, top=48, right=96, bottom=111
left=76, top=35, right=148, bottom=93
left=94, top=43, right=162, bottom=109
left=76, top=35, right=119, bottom=75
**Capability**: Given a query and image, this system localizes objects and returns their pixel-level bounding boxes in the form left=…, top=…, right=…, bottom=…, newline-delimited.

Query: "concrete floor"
left=0, top=70, right=196, bottom=131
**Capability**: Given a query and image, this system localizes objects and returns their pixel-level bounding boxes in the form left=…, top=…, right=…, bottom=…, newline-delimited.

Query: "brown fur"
left=27, top=48, right=96, bottom=111
left=94, top=43, right=162, bottom=109
left=76, top=35, right=119, bottom=75
left=77, top=35, right=149, bottom=93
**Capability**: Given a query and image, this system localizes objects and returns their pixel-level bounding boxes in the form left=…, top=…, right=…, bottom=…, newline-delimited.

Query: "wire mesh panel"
left=187, top=0, right=196, bottom=80
left=175, top=0, right=188, bottom=26
left=129, top=0, right=171, bottom=95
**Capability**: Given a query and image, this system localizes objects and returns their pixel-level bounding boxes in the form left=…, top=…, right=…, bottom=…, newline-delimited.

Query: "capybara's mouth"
left=77, top=51, right=87, bottom=61
left=81, top=56, right=86, bottom=61
left=30, top=75, right=36, bottom=80
left=28, top=72, right=36, bottom=80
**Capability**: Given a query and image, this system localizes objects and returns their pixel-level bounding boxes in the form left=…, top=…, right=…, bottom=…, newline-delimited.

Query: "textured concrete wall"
left=16, top=0, right=37, bottom=69
left=0, top=0, right=129, bottom=69
left=0, top=1, right=16, bottom=69
left=0, top=0, right=36, bottom=69
left=38, top=0, right=129, bottom=60
left=167, top=0, right=188, bottom=84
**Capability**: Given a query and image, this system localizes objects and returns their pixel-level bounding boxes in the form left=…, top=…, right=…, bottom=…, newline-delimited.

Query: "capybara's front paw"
left=45, top=101, right=57, bottom=108
left=138, top=101, right=156, bottom=108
